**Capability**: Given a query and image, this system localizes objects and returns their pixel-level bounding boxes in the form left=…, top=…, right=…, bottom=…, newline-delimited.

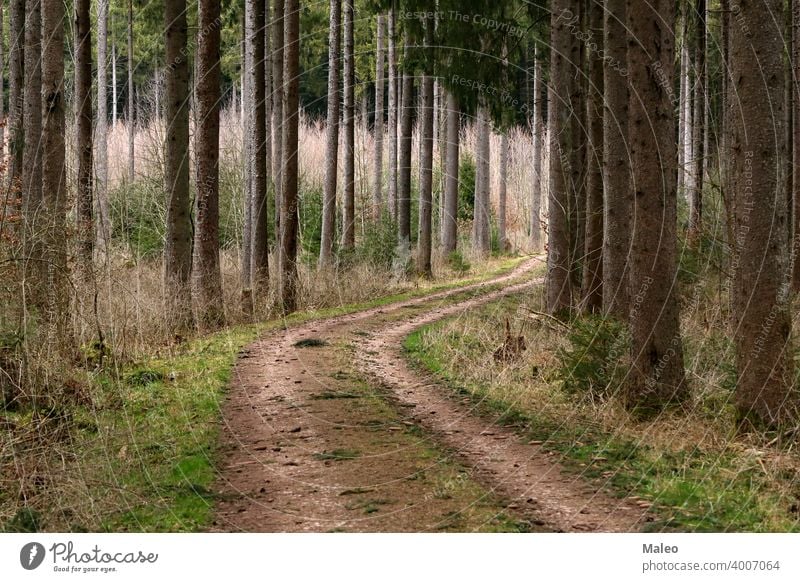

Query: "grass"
left=403, top=291, right=800, bottom=532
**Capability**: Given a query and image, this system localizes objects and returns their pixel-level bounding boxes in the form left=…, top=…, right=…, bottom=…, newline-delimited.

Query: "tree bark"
left=272, top=0, right=285, bottom=240
left=7, top=0, right=24, bottom=192
left=342, top=0, right=355, bottom=250
left=441, top=90, right=459, bottom=254
left=279, top=0, right=300, bottom=313
left=397, top=52, right=413, bottom=250
left=688, top=0, right=706, bottom=245
left=417, top=23, right=434, bottom=277
left=601, top=0, right=630, bottom=319
left=792, top=0, right=800, bottom=290
left=498, top=132, right=508, bottom=252
left=320, top=0, right=341, bottom=268
left=626, top=0, right=687, bottom=414
left=112, top=43, right=118, bottom=127
left=731, top=0, right=795, bottom=426
left=127, top=0, right=135, bottom=184
left=164, top=0, right=194, bottom=331
left=581, top=0, right=603, bottom=312
left=387, top=5, right=398, bottom=220
left=75, top=0, right=93, bottom=280
left=546, top=0, right=576, bottom=314
left=530, top=45, right=544, bottom=251
left=248, top=0, right=269, bottom=294
left=240, top=13, right=252, bottom=292
left=373, top=14, right=385, bottom=220
left=473, top=105, right=491, bottom=255
left=96, top=0, right=111, bottom=258
left=193, top=0, right=225, bottom=329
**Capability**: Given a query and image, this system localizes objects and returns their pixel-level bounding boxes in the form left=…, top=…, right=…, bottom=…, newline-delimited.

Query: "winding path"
left=212, top=257, right=649, bottom=532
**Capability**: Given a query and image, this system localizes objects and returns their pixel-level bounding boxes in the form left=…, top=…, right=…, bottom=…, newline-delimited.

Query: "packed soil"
left=211, top=257, right=651, bottom=532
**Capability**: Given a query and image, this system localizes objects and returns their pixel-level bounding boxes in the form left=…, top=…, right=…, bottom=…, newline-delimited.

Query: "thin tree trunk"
left=279, top=0, right=300, bottom=313
left=7, top=0, right=24, bottom=192
left=112, top=43, right=118, bottom=127
left=530, top=45, right=544, bottom=251
left=441, top=90, right=459, bottom=254
left=397, top=48, right=413, bottom=251
left=163, top=0, right=194, bottom=331
left=602, top=0, right=630, bottom=319
left=731, top=0, right=795, bottom=427
left=626, top=0, right=687, bottom=414
left=689, top=0, right=706, bottom=245
left=319, top=0, right=341, bottom=268
left=272, top=0, right=285, bottom=240
left=193, top=0, right=224, bottom=329
left=0, top=3, right=5, bottom=163
left=373, top=13, right=385, bottom=220
left=342, top=0, right=355, bottom=249
left=264, top=0, right=273, bottom=221
left=417, top=21, right=434, bottom=277
left=792, top=0, right=800, bottom=290
left=41, top=0, right=69, bottom=338
left=75, top=0, right=93, bottom=280
left=498, top=132, right=508, bottom=251
left=127, top=0, right=135, bottom=184
left=569, top=3, right=587, bottom=294
left=581, top=0, right=603, bottom=312
left=682, top=16, right=693, bottom=205
left=240, top=13, right=252, bottom=293
left=677, top=6, right=688, bottom=195
left=473, top=105, right=491, bottom=255
left=96, top=0, right=111, bottom=258
left=248, top=0, right=269, bottom=294
left=546, top=0, right=576, bottom=313
left=387, top=5, right=398, bottom=220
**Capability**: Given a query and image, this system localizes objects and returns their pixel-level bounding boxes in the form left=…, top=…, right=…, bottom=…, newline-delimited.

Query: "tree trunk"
left=41, top=0, right=69, bottom=338
left=7, top=0, right=24, bottom=193
left=75, top=0, right=93, bottom=280
left=163, top=0, right=194, bottom=331
left=626, top=0, right=687, bottom=414
left=581, top=0, right=603, bottom=312
left=240, top=13, right=252, bottom=293
left=498, top=132, right=508, bottom=251
left=473, top=105, right=491, bottom=255
left=342, top=0, right=355, bottom=249
left=441, top=90, right=459, bottom=254
left=397, top=51, right=413, bottom=251
left=279, top=0, right=300, bottom=313
left=677, top=6, right=688, bottom=196
left=319, top=0, right=341, bottom=269
left=530, top=45, right=544, bottom=251
left=601, top=0, right=630, bottom=319
left=569, top=3, right=587, bottom=294
left=689, top=0, right=706, bottom=245
left=387, top=5, right=398, bottom=220
left=96, top=0, right=111, bottom=258
left=546, top=0, right=576, bottom=313
left=731, top=0, right=795, bottom=427
left=417, top=23, right=434, bottom=277
left=373, top=14, right=385, bottom=220
left=272, top=0, right=285, bottom=240
left=792, top=0, right=800, bottom=290
left=193, top=0, right=224, bottom=329
left=112, top=43, right=118, bottom=127
left=127, top=0, right=135, bottom=184
left=682, top=15, right=693, bottom=205
left=248, top=0, right=269, bottom=294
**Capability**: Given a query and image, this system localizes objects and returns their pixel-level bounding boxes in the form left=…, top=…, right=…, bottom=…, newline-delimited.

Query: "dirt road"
left=212, top=257, right=649, bottom=532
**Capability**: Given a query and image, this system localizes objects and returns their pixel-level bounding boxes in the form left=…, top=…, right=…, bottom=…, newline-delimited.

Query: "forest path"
left=212, top=256, right=649, bottom=532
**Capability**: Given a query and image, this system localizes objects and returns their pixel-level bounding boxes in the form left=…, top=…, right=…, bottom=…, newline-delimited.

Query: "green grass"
left=403, top=306, right=800, bottom=533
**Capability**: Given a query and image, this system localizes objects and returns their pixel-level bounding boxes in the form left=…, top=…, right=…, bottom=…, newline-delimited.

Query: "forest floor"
left=212, top=256, right=650, bottom=532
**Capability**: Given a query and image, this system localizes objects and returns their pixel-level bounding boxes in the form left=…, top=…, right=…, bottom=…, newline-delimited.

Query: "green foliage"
left=447, top=251, right=471, bottom=275
left=111, top=179, right=165, bottom=259
left=356, top=212, right=397, bottom=270
left=556, top=315, right=628, bottom=400
left=299, top=185, right=324, bottom=264
left=458, top=154, right=476, bottom=221
left=4, top=507, right=41, bottom=533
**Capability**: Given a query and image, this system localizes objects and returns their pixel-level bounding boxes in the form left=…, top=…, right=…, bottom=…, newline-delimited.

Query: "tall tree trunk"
left=8, top=0, right=24, bottom=192
left=319, top=0, right=341, bottom=268
left=602, top=0, right=630, bottom=319
left=272, top=0, right=285, bottom=240
left=792, top=0, right=800, bottom=290
left=240, top=13, right=252, bottom=294
left=264, top=0, right=273, bottom=222
left=569, top=3, right=587, bottom=294
left=373, top=14, right=385, bottom=220
left=248, top=0, right=269, bottom=294
left=473, top=105, right=491, bottom=255
left=731, top=0, right=795, bottom=427
left=127, top=0, right=135, bottom=184
left=417, top=22, right=434, bottom=277
left=397, top=50, right=413, bottom=251
left=96, top=0, right=110, bottom=258
left=112, top=43, right=118, bottom=127
left=498, top=132, right=508, bottom=251
left=75, top=0, right=93, bottom=280
left=546, top=0, right=577, bottom=313
left=530, top=45, right=544, bottom=251
left=689, top=0, right=706, bottom=245
left=41, top=0, right=69, bottom=338
left=626, top=0, right=687, bottom=414
left=163, top=0, right=194, bottom=331
left=677, top=5, right=688, bottom=196
left=342, top=0, right=355, bottom=249
left=682, top=14, right=693, bottom=205
left=22, top=0, right=42, bottom=304
left=279, top=0, right=300, bottom=313
left=581, top=0, right=603, bottom=312
left=193, top=0, right=224, bottom=329
left=387, top=5, right=398, bottom=219
left=0, top=3, right=4, bottom=163
left=441, top=90, right=459, bottom=254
